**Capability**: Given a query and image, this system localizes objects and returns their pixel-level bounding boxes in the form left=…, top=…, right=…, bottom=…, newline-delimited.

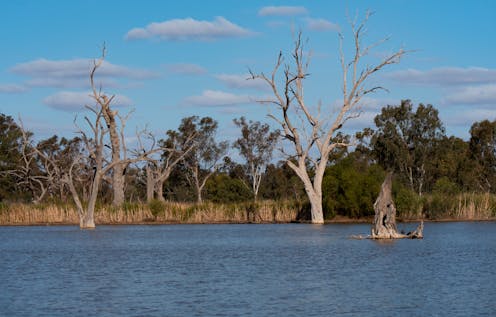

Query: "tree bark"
left=370, top=173, right=423, bottom=239
left=146, top=164, right=155, bottom=203
left=156, top=179, right=166, bottom=202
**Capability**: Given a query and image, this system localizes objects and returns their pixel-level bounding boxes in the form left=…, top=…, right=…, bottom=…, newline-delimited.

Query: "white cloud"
left=11, top=58, right=157, bottom=88
left=166, top=63, right=208, bottom=75
left=214, top=73, right=268, bottom=90
left=444, top=108, right=496, bottom=127
left=182, top=90, right=255, bottom=107
left=443, top=84, right=496, bottom=105
left=329, top=97, right=399, bottom=131
left=0, top=83, right=28, bottom=94
left=126, top=17, right=254, bottom=41
left=305, top=18, right=339, bottom=32
left=385, top=67, right=496, bottom=86
left=258, top=6, right=308, bottom=16
left=43, top=91, right=133, bottom=112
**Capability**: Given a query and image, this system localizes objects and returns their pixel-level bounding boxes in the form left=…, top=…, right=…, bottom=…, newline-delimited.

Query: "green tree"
left=371, top=100, right=445, bottom=195
left=180, top=116, right=228, bottom=203
left=205, top=173, right=252, bottom=203
left=469, top=119, right=496, bottom=192
left=322, top=154, right=385, bottom=218
left=233, top=117, right=279, bottom=201
left=0, top=114, right=24, bottom=201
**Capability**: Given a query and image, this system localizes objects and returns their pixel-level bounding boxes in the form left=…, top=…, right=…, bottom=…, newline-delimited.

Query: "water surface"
left=1, top=223, right=495, bottom=316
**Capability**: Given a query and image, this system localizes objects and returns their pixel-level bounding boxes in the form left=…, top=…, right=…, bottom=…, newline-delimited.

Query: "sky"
left=0, top=0, right=495, bottom=148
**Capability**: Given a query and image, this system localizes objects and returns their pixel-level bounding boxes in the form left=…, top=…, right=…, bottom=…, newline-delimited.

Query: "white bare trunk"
left=292, top=161, right=325, bottom=224
left=112, top=163, right=125, bottom=206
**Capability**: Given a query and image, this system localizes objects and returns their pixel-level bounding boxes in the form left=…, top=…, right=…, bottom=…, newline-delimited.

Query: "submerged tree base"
left=353, top=173, right=424, bottom=240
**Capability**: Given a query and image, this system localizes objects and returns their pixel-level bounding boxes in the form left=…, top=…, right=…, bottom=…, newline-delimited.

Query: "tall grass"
left=0, top=200, right=300, bottom=225
left=1, top=194, right=494, bottom=226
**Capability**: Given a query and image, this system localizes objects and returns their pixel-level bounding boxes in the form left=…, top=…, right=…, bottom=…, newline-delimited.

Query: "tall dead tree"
left=68, top=47, right=154, bottom=228
left=90, top=47, right=131, bottom=207
left=251, top=12, right=406, bottom=223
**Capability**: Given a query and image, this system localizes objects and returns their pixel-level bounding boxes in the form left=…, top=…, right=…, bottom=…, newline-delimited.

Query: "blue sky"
left=0, top=0, right=495, bottom=146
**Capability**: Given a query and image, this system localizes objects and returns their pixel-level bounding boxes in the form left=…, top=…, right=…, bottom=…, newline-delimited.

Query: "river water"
left=0, top=222, right=495, bottom=316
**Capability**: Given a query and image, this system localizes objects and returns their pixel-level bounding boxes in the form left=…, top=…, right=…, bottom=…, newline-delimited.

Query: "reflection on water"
left=0, top=223, right=495, bottom=317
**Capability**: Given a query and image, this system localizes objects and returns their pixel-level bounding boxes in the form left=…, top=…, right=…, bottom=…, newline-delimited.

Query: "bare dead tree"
left=89, top=46, right=132, bottom=207
left=136, top=127, right=197, bottom=203
left=1, top=121, right=64, bottom=204
left=64, top=46, right=158, bottom=228
left=250, top=12, right=406, bottom=223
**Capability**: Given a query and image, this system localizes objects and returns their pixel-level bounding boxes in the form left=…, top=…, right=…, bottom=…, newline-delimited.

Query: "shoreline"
left=1, top=217, right=494, bottom=227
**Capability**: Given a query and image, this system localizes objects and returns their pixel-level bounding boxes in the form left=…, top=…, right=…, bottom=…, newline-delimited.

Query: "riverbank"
left=0, top=200, right=494, bottom=226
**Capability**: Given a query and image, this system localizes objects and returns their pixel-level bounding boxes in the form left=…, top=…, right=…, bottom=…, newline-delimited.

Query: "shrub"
left=148, top=199, right=165, bottom=218
left=205, top=174, right=252, bottom=203
left=393, top=184, right=423, bottom=219
left=322, top=156, right=385, bottom=219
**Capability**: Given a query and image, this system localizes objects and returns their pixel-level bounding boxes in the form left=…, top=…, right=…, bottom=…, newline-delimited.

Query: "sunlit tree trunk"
left=250, top=12, right=406, bottom=223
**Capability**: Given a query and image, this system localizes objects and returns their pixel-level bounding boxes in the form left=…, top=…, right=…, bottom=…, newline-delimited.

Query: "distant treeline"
left=1, top=99, right=495, bottom=221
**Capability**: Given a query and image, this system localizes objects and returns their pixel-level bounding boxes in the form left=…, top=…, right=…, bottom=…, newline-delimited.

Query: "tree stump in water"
left=370, top=173, right=423, bottom=239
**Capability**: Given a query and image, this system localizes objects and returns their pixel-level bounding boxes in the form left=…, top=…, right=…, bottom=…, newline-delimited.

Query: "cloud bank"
left=305, top=18, right=339, bottom=32
left=258, top=6, right=308, bottom=16
left=386, top=67, right=496, bottom=86
left=182, top=90, right=255, bottom=107
left=166, top=63, right=208, bottom=75
left=214, top=74, right=268, bottom=90
left=387, top=66, right=496, bottom=107
left=126, top=17, right=254, bottom=41
left=11, top=58, right=157, bottom=89
left=0, top=84, right=28, bottom=94
left=43, top=91, right=133, bottom=112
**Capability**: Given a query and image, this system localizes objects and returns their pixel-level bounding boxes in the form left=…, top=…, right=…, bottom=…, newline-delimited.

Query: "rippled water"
left=0, top=222, right=495, bottom=316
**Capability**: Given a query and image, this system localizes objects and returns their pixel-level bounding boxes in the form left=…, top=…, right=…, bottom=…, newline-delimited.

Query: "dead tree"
left=136, top=127, right=197, bottom=203
left=370, top=173, right=423, bottom=239
left=2, top=122, right=63, bottom=204
left=90, top=46, right=131, bottom=207
left=251, top=12, right=406, bottom=223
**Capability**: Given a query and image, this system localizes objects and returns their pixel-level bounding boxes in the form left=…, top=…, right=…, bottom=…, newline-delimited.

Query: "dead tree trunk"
left=370, top=173, right=423, bottom=239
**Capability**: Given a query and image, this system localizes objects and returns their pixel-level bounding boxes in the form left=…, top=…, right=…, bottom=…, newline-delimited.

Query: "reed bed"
left=1, top=194, right=494, bottom=226
left=0, top=200, right=300, bottom=225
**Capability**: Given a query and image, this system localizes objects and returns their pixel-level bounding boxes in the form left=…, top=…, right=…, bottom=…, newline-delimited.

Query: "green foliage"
left=148, top=199, right=164, bottom=218
left=205, top=174, right=252, bottom=203
left=469, top=119, right=496, bottom=192
left=322, top=155, right=385, bottom=219
left=393, top=183, right=423, bottom=219
left=260, top=161, right=305, bottom=201
left=0, top=114, right=24, bottom=202
left=433, top=177, right=460, bottom=196
left=371, top=100, right=445, bottom=194
left=232, top=116, right=279, bottom=200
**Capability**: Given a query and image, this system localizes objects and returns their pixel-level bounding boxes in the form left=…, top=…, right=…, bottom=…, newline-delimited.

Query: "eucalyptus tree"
left=233, top=116, right=279, bottom=201
left=180, top=116, right=228, bottom=204
left=371, top=100, right=445, bottom=195
left=0, top=114, right=27, bottom=201
left=250, top=12, right=406, bottom=223
left=468, top=119, right=496, bottom=192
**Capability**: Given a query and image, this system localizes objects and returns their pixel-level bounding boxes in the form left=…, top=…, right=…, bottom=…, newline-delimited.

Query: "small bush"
left=393, top=184, right=423, bottom=219
left=148, top=199, right=165, bottom=218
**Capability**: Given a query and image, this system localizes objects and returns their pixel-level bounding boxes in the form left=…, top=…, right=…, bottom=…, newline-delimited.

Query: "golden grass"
left=0, top=194, right=494, bottom=226
left=0, top=200, right=300, bottom=225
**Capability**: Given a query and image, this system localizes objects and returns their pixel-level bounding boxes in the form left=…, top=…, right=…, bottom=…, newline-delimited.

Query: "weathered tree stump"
left=352, top=173, right=423, bottom=239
